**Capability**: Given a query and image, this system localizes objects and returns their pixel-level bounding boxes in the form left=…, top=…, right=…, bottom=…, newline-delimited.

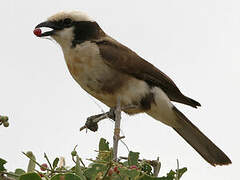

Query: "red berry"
left=130, top=165, right=138, bottom=170
left=38, top=173, right=44, bottom=177
left=113, top=166, right=118, bottom=172
left=33, top=28, right=42, bottom=37
left=108, top=168, right=113, bottom=176
left=40, top=163, right=48, bottom=171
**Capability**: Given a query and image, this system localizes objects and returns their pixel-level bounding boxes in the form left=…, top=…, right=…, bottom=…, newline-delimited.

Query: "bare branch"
left=113, top=97, right=121, bottom=161
left=79, top=102, right=139, bottom=162
left=153, top=157, right=161, bottom=177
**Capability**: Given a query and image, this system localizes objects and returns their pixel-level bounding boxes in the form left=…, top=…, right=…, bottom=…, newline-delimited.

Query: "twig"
left=102, top=163, right=112, bottom=179
left=71, top=145, right=78, bottom=163
left=79, top=157, right=86, bottom=168
left=22, top=152, right=52, bottom=172
left=21, top=154, right=69, bottom=174
left=176, top=159, right=179, bottom=180
left=153, top=157, right=161, bottom=177
left=44, top=153, right=53, bottom=170
left=113, top=97, right=121, bottom=161
left=71, top=145, right=86, bottom=168
left=34, top=170, right=49, bottom=180
left=72, top=156, right=85, bottom=168
left=119, top=139, right=130, bottom=152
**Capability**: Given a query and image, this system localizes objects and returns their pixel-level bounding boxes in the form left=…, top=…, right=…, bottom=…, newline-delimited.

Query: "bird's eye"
left=63, top=18, right=72, bottom=26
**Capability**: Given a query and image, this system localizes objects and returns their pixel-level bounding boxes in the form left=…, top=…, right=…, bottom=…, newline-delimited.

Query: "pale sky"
left=1, top=0, right=239, bottom=179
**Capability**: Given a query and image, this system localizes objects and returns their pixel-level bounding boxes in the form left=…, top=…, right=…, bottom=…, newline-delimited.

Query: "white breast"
left=61, top=41, right=150, bottom=109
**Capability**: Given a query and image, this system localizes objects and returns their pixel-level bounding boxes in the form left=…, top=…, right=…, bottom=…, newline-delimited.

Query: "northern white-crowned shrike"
left=34, top=11, right=231, bottom=166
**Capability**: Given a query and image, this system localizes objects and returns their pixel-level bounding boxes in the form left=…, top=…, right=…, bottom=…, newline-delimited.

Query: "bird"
left=34, top=11, right=231, bottom=166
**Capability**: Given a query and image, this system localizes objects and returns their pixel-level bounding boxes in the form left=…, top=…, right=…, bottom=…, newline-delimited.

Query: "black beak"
left=35, top=21, right=62, bottom=37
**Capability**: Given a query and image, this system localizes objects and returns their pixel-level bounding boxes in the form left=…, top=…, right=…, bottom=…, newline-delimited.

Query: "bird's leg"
left=107, top=107, right=116, bottom=120
left=79, top=104, right=139, bottom=132
left=108, top=104, right=138, bottom=121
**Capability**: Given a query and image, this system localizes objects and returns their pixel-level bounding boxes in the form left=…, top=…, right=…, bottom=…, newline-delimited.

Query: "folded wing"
left=94, top=37, right=201, bottom=108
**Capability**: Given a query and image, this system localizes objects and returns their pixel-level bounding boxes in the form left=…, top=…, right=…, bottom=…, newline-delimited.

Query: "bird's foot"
left=80, top=112, right=109, bottom=132
left=79, top=104, right=138, bottom=132
left=107, top=107, right=116, bottom=120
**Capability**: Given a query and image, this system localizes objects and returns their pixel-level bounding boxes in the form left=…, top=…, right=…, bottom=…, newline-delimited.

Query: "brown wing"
left=94, top=37, right=200, bottom=108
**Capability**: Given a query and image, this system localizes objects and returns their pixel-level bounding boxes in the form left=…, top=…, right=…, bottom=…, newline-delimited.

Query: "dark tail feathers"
left=172, top=106, right=231, bottom=166
left=185, top=96, right=201, bottom=108
left=173, top=95, right=201, bottom=108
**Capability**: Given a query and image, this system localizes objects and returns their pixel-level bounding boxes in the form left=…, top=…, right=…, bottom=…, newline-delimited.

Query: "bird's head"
left=34, top=11, right=105, bottom=47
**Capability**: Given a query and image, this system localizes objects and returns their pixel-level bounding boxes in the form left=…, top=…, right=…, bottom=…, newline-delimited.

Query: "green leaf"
left=128, top=151, right=139, bottom=166
left=166, top=170, right=175, bottom=180
left=50, top=173, right=84, bottom=180
left=176, top=167, right=187, bottom=179
left=122, top=161, right=129, bottom=166
left=98, top=138, right=112, bottom=162
left=26, top=151, right=36, bottom=172
left=9, top=169, right=26, bottom=180
left=138, top=174, right=168, bottom=180
left=0, top=158, right=7, bottom=171
left=15, top=169, right=26, bottom=175
left=141, top=163, right=152, bottom=175
left=127, top=169, right=139, bottom=178
left=99, top=138, right=110, bottom=151
left=53, top=158, right=59, bottom=169
left=75, top=156, right=86, bottom=180
left=138, top=168, right=185, bottom=180
left=19, top=172, right=42, bottom=180
left=119, top=168, right=140, bottom=179
left=83, top=163, right=107, bottom=179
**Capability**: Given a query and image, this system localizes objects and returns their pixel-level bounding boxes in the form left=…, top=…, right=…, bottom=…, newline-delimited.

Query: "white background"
left=1, top=0, right=239, bottom=179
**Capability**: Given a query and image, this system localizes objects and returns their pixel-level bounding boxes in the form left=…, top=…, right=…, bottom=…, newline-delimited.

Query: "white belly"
left=146, top=87, right=178, bottom=127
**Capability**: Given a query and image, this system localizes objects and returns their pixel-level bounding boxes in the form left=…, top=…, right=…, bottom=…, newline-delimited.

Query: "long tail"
left=172, top=106, right=231, bottom=166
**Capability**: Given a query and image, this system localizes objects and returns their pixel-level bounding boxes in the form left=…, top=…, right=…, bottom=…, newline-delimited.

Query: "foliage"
left=0, top=115, right=9, bottom=128
left=0, top=138, right=187, bottom=180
